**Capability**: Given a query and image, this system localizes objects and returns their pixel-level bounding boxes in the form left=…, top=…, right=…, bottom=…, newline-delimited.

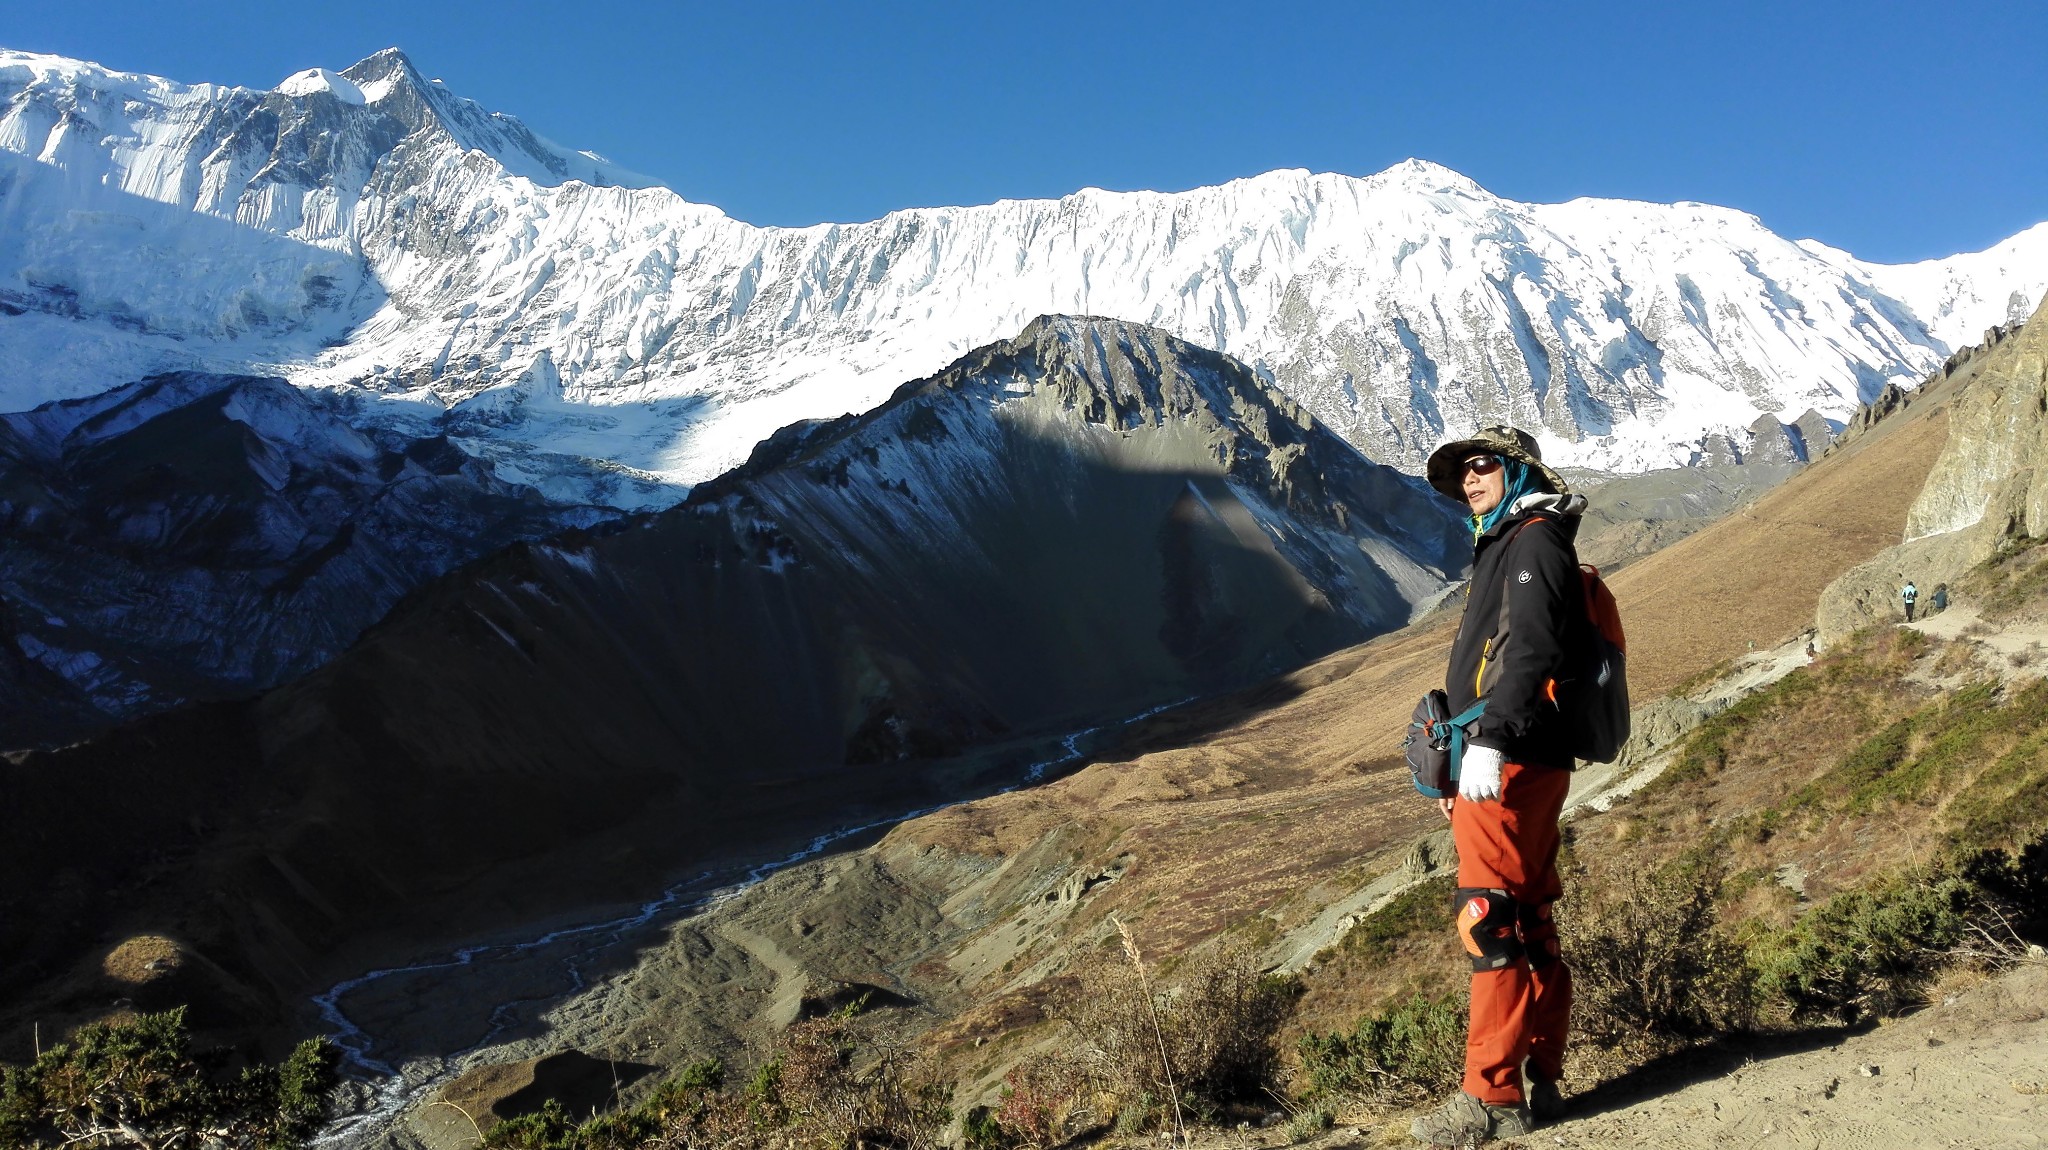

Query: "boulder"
left=1746, top=415, right=1806, bottom=465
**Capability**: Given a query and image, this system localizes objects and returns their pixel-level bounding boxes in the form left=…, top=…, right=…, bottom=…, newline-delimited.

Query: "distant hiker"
left=1408, top=426, right=1589, bottom=1146
left=1932, top=584, right=1948, bottom=614
left=1903, top=580, right=1918, bottom=623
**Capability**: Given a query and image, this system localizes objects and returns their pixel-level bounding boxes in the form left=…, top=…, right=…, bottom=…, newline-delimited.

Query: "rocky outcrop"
left=1837, top=382, right=1915, bottom=446
left=1746, top=414, right=1807, bottom=465
left=1793, top=409, right=1838, bottom=458
left=1817, top=299, right=2047, bottom=643
left=1905, top=307, right=2048, bottom=542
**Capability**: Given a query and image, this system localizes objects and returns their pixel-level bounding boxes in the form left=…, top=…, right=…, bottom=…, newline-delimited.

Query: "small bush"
left=1283, top=1103, right=1334, bottom=1142
left=1013, top=938, right=1294, bottom=1137
left=1753, top=868, right=1971, bottom=1023
left=1562, top=856, right=1755, bottom=1052
left=478, top=1014, right=948, bottom=1150
left=995, top=1057, right=1087, bottom=1147
left=963, top=1102, right=1012, bottom=1150
left=1962, top=833, right=2048, bottom=947
left=1294, top=993, right=1464, bottom=1105
left=1339, top=878, right=1453, bottom=966
left=747, top=1015, right=952, bottom=1150
left=482, top=1098, right=583, bottom=1149
left=0, top=1008, right=338, bottom=1150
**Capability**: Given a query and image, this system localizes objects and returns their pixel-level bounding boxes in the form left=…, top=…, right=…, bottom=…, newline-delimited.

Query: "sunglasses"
left=1461, top=454, right=1504, bottom=476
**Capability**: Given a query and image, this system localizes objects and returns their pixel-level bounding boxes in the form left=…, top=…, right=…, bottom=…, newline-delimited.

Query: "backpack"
left=1557, top=562, right=1629, bottom=763
left=1404, top=521, right=1630, bottom=796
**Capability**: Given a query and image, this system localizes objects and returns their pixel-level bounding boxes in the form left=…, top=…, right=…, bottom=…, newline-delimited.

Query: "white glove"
left=1459, top=745, right=1507, bottom=803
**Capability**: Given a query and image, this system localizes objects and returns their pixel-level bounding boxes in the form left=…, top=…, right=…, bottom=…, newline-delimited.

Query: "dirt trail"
left=1513, top=961, right=2048, bottom=1149
left=1909, top=605, right=2048, bottom=683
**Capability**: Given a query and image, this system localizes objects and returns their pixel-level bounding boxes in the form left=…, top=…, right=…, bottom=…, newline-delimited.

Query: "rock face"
left=1817, top=300, right=2046, bottom=642
left=0, top=317, right=1465, bottom=1027
left=1793, top=410, right=1838, bottom=458
left=1745, top=414, right=1807, bottom=465
left=2, top=49, right=2044, bottom=495
left=0, top=372, right=608, bottom=747
left=1904, top=316, right=2046, bottom=541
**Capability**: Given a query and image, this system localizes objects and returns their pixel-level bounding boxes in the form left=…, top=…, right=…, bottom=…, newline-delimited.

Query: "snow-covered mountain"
left=0, top=371, right=607, bottom=743
left=2, top=46, right=2043, bottom=505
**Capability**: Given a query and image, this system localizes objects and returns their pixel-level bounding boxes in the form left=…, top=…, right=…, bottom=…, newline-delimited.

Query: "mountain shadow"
left=0, top=316, right=1465, bottom=1048
left=0, top=372, right=610, bottom=745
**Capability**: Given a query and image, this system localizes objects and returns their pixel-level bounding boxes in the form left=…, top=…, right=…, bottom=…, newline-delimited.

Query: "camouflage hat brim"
left=1424, top=426, right=1569, bottom=504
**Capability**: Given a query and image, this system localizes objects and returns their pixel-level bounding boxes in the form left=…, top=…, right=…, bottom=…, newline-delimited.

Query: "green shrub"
left=1962, top=833, right=2048, bottom=944
left=0, top=1008, right=338, bottom=1150
left=1340, top=877, right=1453, bottom=966
left=963, top=1102, right=1013, bottom=1149
left=481, top=1098, right=580, bottom=1149
left=1562, top=856, right=1755, bottom=1051
left=1752, top=868, right=1970, bottom=1023
left=1283, top=1103, right=1334, bottom=1142
left=1295, top=993, right=1465, bottom=1104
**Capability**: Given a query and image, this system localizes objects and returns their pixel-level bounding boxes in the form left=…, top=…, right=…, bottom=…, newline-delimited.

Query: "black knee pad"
left=1454, top=887, right=1524, bottom=972
left=1517, top=899, right=1562, bottom=971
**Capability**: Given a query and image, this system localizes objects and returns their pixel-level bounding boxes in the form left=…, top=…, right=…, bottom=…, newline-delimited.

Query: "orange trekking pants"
left=1450, top=759, right=1572, bottom=1104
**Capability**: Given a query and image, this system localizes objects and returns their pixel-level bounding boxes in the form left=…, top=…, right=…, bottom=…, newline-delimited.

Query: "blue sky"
left=7, top=0, right=2044, bottom=262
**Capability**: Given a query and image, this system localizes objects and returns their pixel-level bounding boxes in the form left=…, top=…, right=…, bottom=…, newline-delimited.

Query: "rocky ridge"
left=1818, top=298, right=2046, bottom=642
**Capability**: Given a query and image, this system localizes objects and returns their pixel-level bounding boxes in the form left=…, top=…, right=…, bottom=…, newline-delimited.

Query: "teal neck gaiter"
left=1472, top=458, right=1535, bottom=541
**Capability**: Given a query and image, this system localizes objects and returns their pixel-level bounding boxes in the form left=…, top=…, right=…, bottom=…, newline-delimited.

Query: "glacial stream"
left=313, top=698, right=1190, bottom=1148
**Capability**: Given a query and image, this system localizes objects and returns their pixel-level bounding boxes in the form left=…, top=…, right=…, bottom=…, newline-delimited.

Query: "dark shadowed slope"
left=0, top=316, right=1464, bottom=1047
left=0, top=372, right=608, bottom=745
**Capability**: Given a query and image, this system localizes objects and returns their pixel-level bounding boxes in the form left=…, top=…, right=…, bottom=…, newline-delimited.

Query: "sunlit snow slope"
left=2, top=47, right=2042, bottom=503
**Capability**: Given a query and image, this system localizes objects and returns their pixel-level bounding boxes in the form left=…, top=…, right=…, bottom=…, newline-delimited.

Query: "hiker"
left=1932, top=584, right=1948, bottom=614
left=1903, top=580, right=1918, bottom=623
left=1409, top=426, right=1589, bottom=1146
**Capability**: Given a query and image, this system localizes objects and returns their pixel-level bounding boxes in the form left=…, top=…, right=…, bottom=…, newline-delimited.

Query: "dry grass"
left=903, top=390, right=1958, bottom=1116
left=1608, top=408, right=1951, bottom=697
left=99, top=935, right=183, bottom=986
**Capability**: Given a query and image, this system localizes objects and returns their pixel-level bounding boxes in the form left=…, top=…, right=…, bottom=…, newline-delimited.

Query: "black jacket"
left=1444, top=494, right=1588, bottom=769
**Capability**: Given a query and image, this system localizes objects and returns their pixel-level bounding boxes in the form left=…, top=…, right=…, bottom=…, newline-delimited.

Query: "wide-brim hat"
left=1424, top=425, right=1569, bottom=504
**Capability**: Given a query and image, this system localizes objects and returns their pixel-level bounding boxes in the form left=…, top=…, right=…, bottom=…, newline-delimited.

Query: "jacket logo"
left=1517, top=570, right=1532, bottom=584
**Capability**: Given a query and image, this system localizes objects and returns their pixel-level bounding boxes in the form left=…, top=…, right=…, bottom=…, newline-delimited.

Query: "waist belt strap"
left=1447, top=700, right=1487, bottom=783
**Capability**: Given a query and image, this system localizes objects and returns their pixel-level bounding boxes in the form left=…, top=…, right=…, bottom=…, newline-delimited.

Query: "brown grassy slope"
left=1611, top=407, right=1952, bottom=696
left=897, top=391, right=1956, bottom=1046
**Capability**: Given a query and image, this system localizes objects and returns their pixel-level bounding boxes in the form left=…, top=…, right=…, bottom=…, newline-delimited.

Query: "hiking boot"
left=1526, top=1075, right=1566, bottom=1123
left=1522, top=1059, right=1567, bottom=1123
left=1408, top=1091, right=1532, bottom=1145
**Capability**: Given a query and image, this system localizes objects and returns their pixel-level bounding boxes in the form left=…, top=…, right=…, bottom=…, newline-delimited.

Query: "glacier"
left=0, top=45, right=2043, bottom=508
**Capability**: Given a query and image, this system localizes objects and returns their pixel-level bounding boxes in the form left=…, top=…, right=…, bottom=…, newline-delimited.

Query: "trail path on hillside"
left=1503, top=962, right=2048, bottom=1149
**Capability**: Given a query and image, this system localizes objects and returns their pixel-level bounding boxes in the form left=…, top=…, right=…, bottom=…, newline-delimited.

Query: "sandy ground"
left=1504, top=961, right=2048, bottom=1149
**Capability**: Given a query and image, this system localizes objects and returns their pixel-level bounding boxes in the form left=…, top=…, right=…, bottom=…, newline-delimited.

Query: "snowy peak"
left=1, top=46, right=2044, bottom=503
left=275, top=67, right=365, bottom=105
left=330, top=45, right=654, bottom=189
